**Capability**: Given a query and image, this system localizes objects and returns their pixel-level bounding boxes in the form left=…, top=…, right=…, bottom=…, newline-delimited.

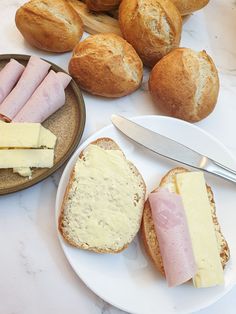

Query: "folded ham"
left=13, top=70, right=71, bottom=123
left=0, top=56, right=51, bottom=120
left=0, top=59, right=25, bottom=105
left=149, top=188, right=196, bottom=287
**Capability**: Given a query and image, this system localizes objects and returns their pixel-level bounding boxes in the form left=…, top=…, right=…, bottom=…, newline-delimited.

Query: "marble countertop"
left=1, top=1, right=236, bottom=313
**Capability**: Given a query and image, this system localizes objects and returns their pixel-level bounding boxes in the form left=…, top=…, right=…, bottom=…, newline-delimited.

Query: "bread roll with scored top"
left=149, top=48, right=219, bottom=122
left=59, top=138, right=146, bottom=253
left=119, top=0, right=182, bottom=67
left=171, top=0, right=209, bottom=16
left=68, top=33, right=143, bottom=97
left=15, top=0, right=83, bottom=52
left=141, top=167, right=230, bottom=275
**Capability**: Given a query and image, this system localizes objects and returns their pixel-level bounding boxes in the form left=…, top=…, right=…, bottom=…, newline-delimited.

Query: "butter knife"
left=111, top=114, right=236, bottom=184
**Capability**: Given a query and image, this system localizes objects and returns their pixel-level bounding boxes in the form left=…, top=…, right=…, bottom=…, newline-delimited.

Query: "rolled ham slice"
left=13, top=70, right=71, bottom=123
left=149, top=188, right=196, bottom=287
left=0, top=59, right=25, bottom=105
left=0, top=56, right=51, bottom=120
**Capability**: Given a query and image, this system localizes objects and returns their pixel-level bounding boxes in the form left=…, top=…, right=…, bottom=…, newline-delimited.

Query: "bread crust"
left=86, top=0, right=121, bottom=12
left=149, top=48, right=219, bottom=122
left=141, top=167, right=230, bottom=277
left=15, top=0, right=84, bottom=52
left=119, top=0, right=182, bottom=67
left=67, top=0, right=122, bottom=36
left=68, top=33, right=143, bottom=97
left=59, top=137, right=146, bottom=253
left=171, top=0, right=209, bottom=15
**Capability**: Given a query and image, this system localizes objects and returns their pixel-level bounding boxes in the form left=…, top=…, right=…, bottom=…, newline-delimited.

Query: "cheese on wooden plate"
left=176, top=172, right=224, bottom=288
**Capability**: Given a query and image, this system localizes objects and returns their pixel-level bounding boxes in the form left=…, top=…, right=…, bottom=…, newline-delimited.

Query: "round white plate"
left=55, top=115, right=236, bottom=314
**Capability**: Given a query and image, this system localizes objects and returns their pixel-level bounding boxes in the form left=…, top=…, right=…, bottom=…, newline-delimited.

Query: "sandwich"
left=141, top=167, right=230, bottom=288
left=59, top=137, right=146, bottom=253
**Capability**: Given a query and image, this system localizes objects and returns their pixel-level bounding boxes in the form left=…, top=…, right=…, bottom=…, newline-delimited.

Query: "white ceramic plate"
left=55, top=115, right=236, bottom=314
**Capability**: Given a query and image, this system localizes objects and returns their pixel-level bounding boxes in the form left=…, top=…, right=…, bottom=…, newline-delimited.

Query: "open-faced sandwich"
left=142, top=167, right=230, bottom=288
left=59, top=137, right=146, bottom=253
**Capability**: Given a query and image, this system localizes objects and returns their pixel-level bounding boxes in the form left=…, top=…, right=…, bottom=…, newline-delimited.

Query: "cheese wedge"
left=0, top=149, right=54, bottom=168
left=0, top=123, right=56, bottom=148
left=176, top=171, right=224, bottom=288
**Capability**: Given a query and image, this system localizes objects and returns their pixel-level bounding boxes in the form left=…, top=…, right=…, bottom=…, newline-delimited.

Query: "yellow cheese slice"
left=0, top=123, right=56, bottom=148
left=176, top=171, right=224, bottom=288
left=0, top=149, right=54, bottom=168
left=38, top=126, right=57, bottom=148
left=0, top=123, right=41, bottom=148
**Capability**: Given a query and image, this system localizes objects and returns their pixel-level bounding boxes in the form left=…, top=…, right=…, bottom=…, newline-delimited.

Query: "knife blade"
left=111, top=114, right=236, bottom=184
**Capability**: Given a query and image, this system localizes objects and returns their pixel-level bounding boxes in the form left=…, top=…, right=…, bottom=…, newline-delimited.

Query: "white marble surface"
left=0, top=1, right=236, bottom=313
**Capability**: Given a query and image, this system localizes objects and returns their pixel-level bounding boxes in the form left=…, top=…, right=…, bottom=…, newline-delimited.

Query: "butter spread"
left=66, top=144, right=144, bottom=250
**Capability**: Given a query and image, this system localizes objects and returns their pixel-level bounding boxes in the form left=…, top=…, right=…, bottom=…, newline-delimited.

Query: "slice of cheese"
left=0, top=123, right=56, bottom=148
left=176, top=171, right=224, bottom=288
left=0, top=149, right=54, bottom=168
left=13, top=167, right=32, bottom=177
left=38, top=126, right=57, bottom=148
left=0, top=123, right=41, bottom=148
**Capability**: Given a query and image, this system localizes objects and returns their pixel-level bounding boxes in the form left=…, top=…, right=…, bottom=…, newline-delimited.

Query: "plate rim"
left=0, top=53, right=86, bottom=195
left=55, top=115, right=236, bottom=314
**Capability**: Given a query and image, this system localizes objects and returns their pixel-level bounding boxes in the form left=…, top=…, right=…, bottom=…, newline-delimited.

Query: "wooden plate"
left=0, top=54, right=86, bottom=195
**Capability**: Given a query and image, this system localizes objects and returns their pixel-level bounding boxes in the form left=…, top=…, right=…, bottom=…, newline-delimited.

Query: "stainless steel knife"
left=111, top=114, right=236, bottom=184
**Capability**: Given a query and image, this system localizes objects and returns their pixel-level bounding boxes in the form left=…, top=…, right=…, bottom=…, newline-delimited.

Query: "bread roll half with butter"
left=15, top=0, right=83, bottom=52
left=59, top=138, right=146, bottom=253
left=149, top=48, right=219, bottom=122
left=171, top=0, right=209, bottom=16
left=142, top=167, right=230, bottom=287
left=119, top=0, right=182, bottom=67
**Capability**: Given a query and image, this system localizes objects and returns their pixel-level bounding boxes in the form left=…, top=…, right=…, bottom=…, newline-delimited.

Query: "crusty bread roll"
left=68, top=33, right=143, bottom=97
left=141, top=167, right=230, bottom=275
left=67, top=0, right=122, bottom=36
left=15, top=0, right=84, bottom=52
left=119, top=0, right=182, bottom=67
left=149, top=48, right=219, bottom=122
left=171, top=0, right=209, bottom=16
left=59, top=137, right=146, bottom=253
left=86, top=0, right=121, bottom=12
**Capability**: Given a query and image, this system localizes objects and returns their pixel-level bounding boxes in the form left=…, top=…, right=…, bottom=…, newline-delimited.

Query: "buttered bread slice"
left=59, top=138, right=146, bottom=253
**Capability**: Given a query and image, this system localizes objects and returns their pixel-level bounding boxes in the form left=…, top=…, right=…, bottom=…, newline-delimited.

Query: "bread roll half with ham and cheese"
left=141, top=167, right=230, bottom=288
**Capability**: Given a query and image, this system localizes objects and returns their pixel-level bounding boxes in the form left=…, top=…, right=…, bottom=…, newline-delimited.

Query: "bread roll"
left=15, top=0, right=83, bottom=52
left=59, top=137, right=146, bottom=253
left=119, top=0, right=182, bottom=67
left=68, top=33, right=143, bottom=97
left=149, top=48, right=219, bottom=122
left=171, top=0, right=209, bottom=15
left=86, top=0, right=121, bottom=12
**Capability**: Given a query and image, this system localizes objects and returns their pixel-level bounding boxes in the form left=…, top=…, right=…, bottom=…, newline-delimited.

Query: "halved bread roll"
left=59, top=138, right=146, bottom=253
left=141, top=167, right=230, bottom=276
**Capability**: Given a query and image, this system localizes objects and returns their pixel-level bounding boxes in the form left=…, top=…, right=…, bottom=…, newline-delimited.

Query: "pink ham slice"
left=0, top=59, right=25, bottom=105
left=149, top=188, right=196, bottom=287
left=13, top=70, right=71, bottom=123
left=0, top=56, right=51, bottom=120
